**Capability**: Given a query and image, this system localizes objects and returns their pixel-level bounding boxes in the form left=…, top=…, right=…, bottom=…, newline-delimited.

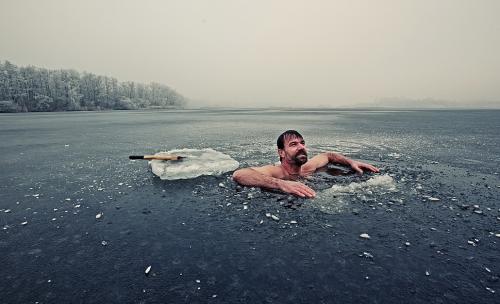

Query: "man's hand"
left=350, top=160, right=380, bottom=174
left=279, top=180, right=316, bottom=198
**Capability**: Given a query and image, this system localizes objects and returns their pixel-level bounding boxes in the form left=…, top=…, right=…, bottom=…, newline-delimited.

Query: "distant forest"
left=0, top=60, right=186, bottom=112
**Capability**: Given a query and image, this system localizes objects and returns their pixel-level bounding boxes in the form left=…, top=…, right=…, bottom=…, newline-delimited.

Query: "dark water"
left=0, top=109, right=499, bottom=303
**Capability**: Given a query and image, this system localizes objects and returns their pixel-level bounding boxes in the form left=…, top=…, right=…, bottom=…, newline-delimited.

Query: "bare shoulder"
left=251, top=164, right=285, bottom=178
left=301, top=153, right=329, bottom=174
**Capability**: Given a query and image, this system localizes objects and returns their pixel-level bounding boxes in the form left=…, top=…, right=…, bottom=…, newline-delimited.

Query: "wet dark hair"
left=277, top=130, right=303, bottom=161
left=277, top=130, right=303, bottom=149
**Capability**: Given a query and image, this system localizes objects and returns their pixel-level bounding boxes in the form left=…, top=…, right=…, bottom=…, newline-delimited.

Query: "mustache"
left=296, top=150, right=307, bottom=156
left=293, top=149, right=308, bottom=166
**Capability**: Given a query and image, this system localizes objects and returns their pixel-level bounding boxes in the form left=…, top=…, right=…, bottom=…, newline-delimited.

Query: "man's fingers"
left=281, top=180, right=316, bottom=198
left=297, top=189, right=313, bottom=198
left=297, top=183, right=316, bottom=197
left=363, top=164, right=380, bottom=173
left=304, top=187, right=316, bottom=198
left=292, top=189, right=306, bottom=197
left=352, top=165, right=363, bottom=174
left=292, top=184, right=315, bottom=198
left=303, top=189, right=316, bottom=198
left=354, top=162, right=380, bottom=174
left=293, top=188, right=308, bottom=198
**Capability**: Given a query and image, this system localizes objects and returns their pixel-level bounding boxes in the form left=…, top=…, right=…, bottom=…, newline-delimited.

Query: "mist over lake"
left=0, top=109, right=499, bottom=303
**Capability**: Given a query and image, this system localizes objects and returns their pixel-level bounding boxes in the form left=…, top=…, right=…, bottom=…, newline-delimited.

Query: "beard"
left=292, top=150, right=308, bottom=166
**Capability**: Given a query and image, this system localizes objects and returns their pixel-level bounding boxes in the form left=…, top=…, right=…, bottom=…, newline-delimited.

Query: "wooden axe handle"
left=129, top=154, right=184, bottom=161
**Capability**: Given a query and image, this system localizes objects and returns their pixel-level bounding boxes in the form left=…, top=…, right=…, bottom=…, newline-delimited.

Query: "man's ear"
left=278, top=148, right=285, bottom=159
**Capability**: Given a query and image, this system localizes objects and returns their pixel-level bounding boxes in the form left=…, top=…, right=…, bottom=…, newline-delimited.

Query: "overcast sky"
left=1, top=0, right=499, bottom=107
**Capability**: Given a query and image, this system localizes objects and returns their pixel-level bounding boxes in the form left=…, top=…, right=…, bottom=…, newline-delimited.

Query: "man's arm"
left=302, top=152, right=380, bottom=174
left=232, top=166, right=316, bottom=198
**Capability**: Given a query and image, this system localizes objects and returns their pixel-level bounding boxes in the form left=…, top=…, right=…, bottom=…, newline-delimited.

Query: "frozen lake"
left=0, top=109, right=499, bottom=303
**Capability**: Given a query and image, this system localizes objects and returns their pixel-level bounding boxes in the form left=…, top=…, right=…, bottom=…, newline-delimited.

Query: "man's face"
left=279, top=135, right=308, bottom=166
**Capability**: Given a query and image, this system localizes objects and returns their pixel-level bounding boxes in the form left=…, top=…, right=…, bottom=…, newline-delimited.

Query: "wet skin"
left=233, top=135, right=380, bottom=199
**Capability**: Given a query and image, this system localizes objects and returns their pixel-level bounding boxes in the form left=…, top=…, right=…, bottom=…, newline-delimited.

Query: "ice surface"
left=149, top=148, right=239, bottom=180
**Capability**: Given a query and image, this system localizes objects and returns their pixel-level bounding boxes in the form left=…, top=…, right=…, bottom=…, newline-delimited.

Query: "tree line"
left=0, top=60, right=186, bottom=112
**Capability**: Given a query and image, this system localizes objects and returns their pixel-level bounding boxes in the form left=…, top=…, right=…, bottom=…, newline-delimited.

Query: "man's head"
left=277, top=130, right=308, bottom=166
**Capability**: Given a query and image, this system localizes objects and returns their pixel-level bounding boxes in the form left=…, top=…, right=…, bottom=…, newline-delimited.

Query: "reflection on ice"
left=149, top=148, right=239, bottom=180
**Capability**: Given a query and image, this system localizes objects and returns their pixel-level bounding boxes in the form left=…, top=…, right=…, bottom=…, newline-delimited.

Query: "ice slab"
left=327, top=174, right=397, bottom=194
left=149, top=148, right=239, bottom=180
left=311, top=175, right=397, bottom=214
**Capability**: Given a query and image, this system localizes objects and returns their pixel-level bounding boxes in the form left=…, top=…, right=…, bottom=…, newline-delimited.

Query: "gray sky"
left=1, top=0, right=499, bottom=107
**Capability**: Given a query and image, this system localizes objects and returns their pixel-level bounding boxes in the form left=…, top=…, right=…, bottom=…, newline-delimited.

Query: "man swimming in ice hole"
left=232, top=130, right=379, bottom=198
